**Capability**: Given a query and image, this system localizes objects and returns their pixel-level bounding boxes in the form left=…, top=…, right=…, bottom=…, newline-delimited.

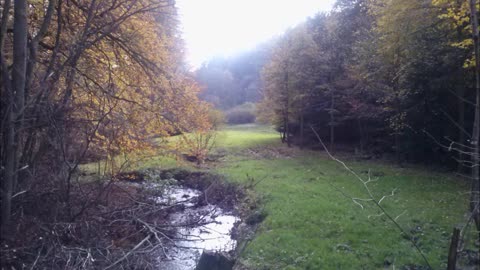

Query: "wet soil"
left=0, top=168, right=254, bottom=270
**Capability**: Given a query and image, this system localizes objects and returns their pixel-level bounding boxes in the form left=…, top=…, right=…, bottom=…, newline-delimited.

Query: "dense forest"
left=196, top=48, right=268, bottom=109
left=196, top=2, right=480, bottom=267
left=0, top=0, right=216, bottom=266
left=0, top=0, right=479, bottom=269
left=201, top=0, right=479, bottom=168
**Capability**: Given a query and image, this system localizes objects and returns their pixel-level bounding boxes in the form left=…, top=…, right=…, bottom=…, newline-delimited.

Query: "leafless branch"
left=103, top=235, right=151, bottom=270
left=310, top=125, right=432, bottom=269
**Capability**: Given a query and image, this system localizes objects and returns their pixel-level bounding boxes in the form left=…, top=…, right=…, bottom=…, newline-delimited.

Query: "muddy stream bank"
left=118, top=169, right=253, bottom=270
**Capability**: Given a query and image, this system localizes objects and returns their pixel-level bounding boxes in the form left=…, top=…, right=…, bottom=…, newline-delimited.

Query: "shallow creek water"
left=152, top=185, right=239, bottom=270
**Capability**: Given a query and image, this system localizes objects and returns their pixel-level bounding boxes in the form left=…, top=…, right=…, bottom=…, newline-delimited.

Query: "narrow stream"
left=153, top=185, right=239, bottom=270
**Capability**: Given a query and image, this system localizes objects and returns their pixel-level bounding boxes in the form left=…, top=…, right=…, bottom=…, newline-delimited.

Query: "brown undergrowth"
left=0, top=169, right=253, bottom=269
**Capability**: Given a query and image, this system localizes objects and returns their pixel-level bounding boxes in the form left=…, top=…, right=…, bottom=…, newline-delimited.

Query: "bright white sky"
left=176, top=0, right=336, bottom=68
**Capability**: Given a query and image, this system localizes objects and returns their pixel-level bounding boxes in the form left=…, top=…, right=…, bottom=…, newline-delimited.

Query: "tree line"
left=259, top=0, right=478, bottom=166
left=257, top=0, right=479, bottom=256
left=0, top=0, right=211, bottom=234
left=194, top=1, right=479, bottom=235
left=195, top=47, right=269, bottom=109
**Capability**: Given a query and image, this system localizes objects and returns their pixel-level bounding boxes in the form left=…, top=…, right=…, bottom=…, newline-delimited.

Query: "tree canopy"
left=0, top=0, right=212, bottom=228
left=258, top=0, right=478, bottom=166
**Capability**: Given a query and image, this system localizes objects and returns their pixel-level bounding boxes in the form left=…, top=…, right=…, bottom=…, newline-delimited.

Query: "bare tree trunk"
left=13, top=0, right=27, bottom=116
left=468, top=0, right=480, bottom=257
left=447, top=227, right=460, bottom=270
left=300, top=112, right=304, bottom=149
left=0, top=0, right=12, bottom=235
left=393, top=44, right=402, bottom=163
left=458, top=87, right=466, bottom=173
left=1, top=105, right=15, bottom=234
left=1, top=0, right=28, bottom=233
left=358, top=119, right=365, bottom=153
left=286, top=105, right=291, bottom=147
left=284, top=64, right=291, bottom=147
left=26, top=0, right=56, bottom=95
left=455, top=25, right=467, bottom=174
left=330, top=91, right=335, bottom=152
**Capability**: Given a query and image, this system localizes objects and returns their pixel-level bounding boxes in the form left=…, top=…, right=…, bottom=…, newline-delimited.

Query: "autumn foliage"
left=0, top=0, right=211, bottom=229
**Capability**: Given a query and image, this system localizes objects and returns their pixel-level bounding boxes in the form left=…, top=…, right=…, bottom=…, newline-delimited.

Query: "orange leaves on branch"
left=21, top=0, right=212, bottom=170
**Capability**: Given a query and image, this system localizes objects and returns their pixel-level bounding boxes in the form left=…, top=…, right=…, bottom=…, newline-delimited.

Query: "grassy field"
left=81, top=124, right=473, bottom=269
left=212, top=124, right=471, bottom=269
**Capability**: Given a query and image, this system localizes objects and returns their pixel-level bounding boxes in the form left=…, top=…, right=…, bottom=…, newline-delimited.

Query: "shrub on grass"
left=225, top=103, right=256, bottom=124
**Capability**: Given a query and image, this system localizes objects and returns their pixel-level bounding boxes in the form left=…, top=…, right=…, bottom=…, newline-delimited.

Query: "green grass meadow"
left=214, top=125, right=471, bottom=269
left=82, top=124, right=473, bottom=269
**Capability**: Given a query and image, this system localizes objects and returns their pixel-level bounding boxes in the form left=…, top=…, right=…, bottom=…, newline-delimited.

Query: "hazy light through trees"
left=176, top=0, right=335, bottom=68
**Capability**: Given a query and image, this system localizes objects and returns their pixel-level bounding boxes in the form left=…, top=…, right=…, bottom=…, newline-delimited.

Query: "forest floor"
left=85, top=124, right=477, bottom=269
